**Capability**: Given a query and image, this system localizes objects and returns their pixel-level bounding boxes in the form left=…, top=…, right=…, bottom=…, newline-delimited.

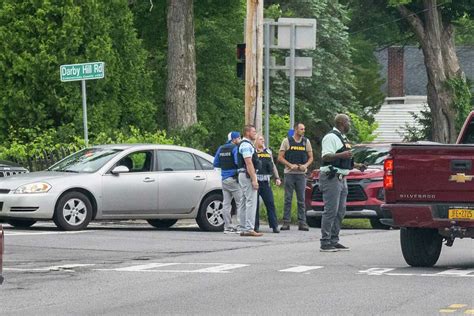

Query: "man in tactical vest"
left=319, top=114, right=366, bottom=252
left=278, top=122, right=314, bottom=231
left=213, top=131, right=242, bottom=234
left=237, top=125, right=263, bottom=237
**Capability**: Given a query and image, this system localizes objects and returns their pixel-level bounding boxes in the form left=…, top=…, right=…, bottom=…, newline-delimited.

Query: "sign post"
left=60, top=62, right=105, bottom=146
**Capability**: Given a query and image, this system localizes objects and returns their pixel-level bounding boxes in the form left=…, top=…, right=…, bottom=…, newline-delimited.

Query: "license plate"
left=448, top=209, right=474, bottom=220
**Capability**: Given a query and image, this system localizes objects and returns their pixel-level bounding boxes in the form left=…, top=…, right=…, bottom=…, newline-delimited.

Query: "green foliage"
left=349, top=113, right=379, bottom=143
left=268, top=114, right=290, bottom=152
left=456, top=14, right=474, bottom=44
left=447, top=77, right=473, bottom=132
left=402, top=106, right=432, bottom=142
left=0, top=0, right=157, bottom=143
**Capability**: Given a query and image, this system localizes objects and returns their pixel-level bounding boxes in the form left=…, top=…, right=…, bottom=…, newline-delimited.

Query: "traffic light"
left=236, top=43, right=246, bottom=80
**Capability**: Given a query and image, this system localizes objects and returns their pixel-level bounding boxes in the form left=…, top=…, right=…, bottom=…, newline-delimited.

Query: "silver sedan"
left=0, top=144, right=225, bottom=231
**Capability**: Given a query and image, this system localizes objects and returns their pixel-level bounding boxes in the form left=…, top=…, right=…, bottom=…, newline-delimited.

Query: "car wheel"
left=196, top=193, right=224, bottom=232
left=147, top=219, right=178, bottom=229
left=53, top=191, right=92, bottom=231
left=6, top=219, right=37, bottom=228
left=306, top=216, right=321, bottom=228
left=400, top=227, right=443, bottom=267
left=370, top=218, right=391, bottom=230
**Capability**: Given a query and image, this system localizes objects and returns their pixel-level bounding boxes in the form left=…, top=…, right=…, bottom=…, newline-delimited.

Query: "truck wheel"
left=147, top=219, right=178, bottom=229
left=370, top=218, right=390, bottom=230
left=306, top=217, right=321, bottom=228
left=196, top=193, right=224, bottom=232
left=7, top=219, right=37, bottom=228
left=400, top=228, right=442, bottom=267
left=53, top=191, right=92, bottom=231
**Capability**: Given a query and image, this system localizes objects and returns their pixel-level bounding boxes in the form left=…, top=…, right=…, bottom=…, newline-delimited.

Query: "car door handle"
left=193, top=176, right=205, bottom=181
left=143, top=177, right=156, bottom=183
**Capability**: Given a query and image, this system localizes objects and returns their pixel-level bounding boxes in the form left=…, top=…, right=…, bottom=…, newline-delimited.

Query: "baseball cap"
left=227, top=131, right=241, bottom=141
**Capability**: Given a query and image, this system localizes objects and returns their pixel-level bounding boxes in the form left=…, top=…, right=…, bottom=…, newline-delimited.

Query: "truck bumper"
left=382, top=203, right=474, bottom=229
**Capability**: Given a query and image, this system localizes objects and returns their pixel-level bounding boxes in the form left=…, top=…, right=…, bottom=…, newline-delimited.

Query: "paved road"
left=1, top=221, right=473, bottom=315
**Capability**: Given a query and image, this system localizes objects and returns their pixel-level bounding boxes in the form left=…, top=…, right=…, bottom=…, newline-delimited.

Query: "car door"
left=101, top=150, right=158, bottom=217
left=156, top=150, right=207, bottom=214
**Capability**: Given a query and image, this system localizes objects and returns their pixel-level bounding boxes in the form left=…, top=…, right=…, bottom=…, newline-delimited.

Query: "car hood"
left=310, top=166, right=384, bottom=180
left=0, top=171, right=86, bottom=190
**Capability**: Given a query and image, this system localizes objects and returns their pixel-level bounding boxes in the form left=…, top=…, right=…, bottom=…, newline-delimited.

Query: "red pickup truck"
left=382, top=111, right=474, bottom=267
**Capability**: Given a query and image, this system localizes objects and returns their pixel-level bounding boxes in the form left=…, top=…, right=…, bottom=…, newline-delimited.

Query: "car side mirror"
left=111, top=165, right=130, bottom=175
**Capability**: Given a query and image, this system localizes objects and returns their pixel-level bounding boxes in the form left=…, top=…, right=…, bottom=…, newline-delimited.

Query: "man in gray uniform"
left=319, top=114, right=366, bottom=252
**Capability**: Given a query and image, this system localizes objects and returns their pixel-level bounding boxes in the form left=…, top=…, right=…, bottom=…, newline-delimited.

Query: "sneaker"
left=320, top=245, right=338, bottom=252
left=298, top=223, right=309, bottom=231
left=280, top=224, right=290, bottom=230
left=240, top=230, right=263, bottom=237
left=224, top=227, right=239, bottom=234
left=272, top=227, right=280, bottom=233
left=334, top=243, right=350, bottom=251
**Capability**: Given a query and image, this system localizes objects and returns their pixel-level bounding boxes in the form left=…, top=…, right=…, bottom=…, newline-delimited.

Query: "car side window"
left=157, top=150, right=196, bottom=171
left=462, top=122, right=474, bottom=144
left=196, top=156, right=214, bottom=170
left=117, top=151, right=153, bottom=172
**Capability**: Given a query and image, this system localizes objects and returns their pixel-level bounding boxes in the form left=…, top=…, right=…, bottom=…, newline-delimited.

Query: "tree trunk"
left=398, top=0, right=464, bottom=143
left=166, top=0, right=197, bottom=130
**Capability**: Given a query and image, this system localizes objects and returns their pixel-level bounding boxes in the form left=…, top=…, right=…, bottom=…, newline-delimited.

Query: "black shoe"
left=320, top=245, right=338, bottom=252
left=272, top=227, right=280, bottom=233
left=334, top=243, right=350, bottom=251
left=280, top=224, right=290, bottom=230
left=298, top=223, right=309, bottom=231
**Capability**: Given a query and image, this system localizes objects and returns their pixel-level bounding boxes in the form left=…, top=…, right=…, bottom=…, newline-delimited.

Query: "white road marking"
left=4, top=230, right=91, bottom=236
left=5, top=264, right=95, bottom=272
left=279, top=266, right=324, bottom=273
left=424, top=268, right=474, bottom=277
left=96, top=262, right=249, bottom=274
left=358, top=268, right=395, bottom=276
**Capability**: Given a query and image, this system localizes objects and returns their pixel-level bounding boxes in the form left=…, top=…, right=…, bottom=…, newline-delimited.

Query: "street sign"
left=285, top=57, right=313, bottom=77
left=60, top=62, right=105, bottom=82
left=277, top=18, right=317, bottom=50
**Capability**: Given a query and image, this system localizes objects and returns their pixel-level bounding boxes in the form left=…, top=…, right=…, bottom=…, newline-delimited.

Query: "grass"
left=259, top=184, right=372, bottom=229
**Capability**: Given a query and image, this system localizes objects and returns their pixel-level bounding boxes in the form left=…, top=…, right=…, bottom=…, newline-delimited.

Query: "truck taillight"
left=384, top=158, right=394, bottom=190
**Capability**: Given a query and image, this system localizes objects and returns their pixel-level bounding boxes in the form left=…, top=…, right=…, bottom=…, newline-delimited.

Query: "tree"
left=346, top=0, right=474, bottom=143
left=166, top=0, right=197, bottom=130
left=0, top=0, right=157, bottom=143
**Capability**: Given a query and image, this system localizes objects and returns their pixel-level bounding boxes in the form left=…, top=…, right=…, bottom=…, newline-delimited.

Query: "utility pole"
left=245, top=0, right=263, bottom=132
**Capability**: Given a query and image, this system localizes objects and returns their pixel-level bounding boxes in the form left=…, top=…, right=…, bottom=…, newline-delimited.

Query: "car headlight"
left=14, top=182, right=51, bottom=194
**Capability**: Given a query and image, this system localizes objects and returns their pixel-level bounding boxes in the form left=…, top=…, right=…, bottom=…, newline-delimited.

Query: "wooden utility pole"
left=245, top=0, right=264, bottom=132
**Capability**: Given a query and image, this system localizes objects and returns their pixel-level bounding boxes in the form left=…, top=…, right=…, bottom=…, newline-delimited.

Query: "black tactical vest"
left=237, top=139, right=261, bottom=171
left=256, top=149, right=274, bottom=176
left=218, top=143, right=237, bottom=170
left=322, top=130, right=354, bottom=170
left=284, top=136, right=308, bottom=165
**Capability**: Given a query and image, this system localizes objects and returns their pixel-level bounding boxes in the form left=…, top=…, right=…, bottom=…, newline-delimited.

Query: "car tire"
left=6, top=219, right=37, bottom=228
left=147, top=219, right=178, bottom=229
left=400, top=227, right=443, bottom=267
left=53, top=191, right=92, bottom=231
left=306, top=216, right=321, bottom=228
left=370, top=218, right=391, bottom=230
left=196, top=193, right=224, bottom=232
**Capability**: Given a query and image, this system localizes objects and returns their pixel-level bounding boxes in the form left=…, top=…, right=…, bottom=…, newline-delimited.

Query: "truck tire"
left=400, top=227, right=442, bottom=267
left=370, top=218, right=391, bottom=230
left=306, top=217, right=322, bottom=228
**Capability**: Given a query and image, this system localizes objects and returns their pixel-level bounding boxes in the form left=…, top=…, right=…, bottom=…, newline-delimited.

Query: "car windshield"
left=48, top=148, right=123, bottom=173
left=352, top=145, right=389, bottom=166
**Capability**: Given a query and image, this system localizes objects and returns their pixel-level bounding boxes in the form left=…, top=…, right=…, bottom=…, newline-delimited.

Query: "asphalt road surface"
left=1, top=220, right=473, bottom=315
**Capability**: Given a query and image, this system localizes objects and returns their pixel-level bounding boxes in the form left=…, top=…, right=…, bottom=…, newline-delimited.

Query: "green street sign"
left=60, top=62, right=105, bottom=82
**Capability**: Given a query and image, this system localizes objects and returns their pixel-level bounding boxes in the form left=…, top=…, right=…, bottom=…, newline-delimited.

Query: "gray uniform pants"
left=238, top=173, right=258, bottom=232
left=319, top=172, right=348, bottom=246
left=283, top=173, right=307, bottom=224
left=222, top=177, right=242, bottom=229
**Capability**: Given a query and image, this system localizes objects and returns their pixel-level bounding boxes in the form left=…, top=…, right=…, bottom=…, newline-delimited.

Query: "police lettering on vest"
left=322, top=130, right=354, bottom=170
left=257, top=149, right=273, bottom=175
left=218, top=143, right=237, bottom=171
left=237, top=139, right=261, bottom=171
left=284, top=136, right=308, bottom=165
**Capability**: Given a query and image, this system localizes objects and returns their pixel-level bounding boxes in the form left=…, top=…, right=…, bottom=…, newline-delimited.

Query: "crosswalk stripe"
left=279, top=266, right=324, bottom=273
